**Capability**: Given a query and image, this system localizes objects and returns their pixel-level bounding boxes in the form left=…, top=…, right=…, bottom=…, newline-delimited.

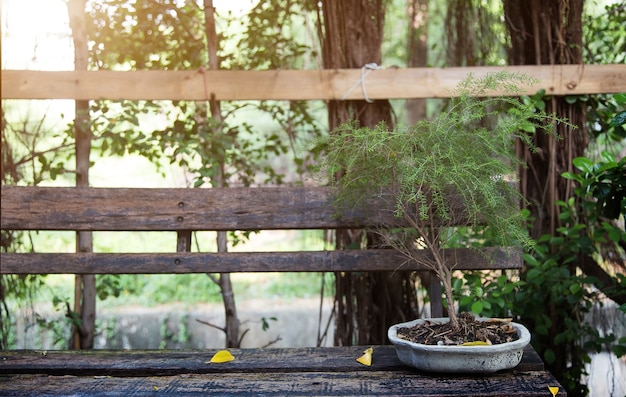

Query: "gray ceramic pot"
left=388, top=317, right=531, bottom=373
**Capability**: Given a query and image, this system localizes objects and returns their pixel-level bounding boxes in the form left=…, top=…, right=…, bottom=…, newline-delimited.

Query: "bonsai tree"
left=318, top=72, right=560, bottom=332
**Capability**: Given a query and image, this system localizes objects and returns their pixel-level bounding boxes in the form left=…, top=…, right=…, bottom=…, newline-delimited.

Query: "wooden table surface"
left=0, top=345, right=565, bottom=396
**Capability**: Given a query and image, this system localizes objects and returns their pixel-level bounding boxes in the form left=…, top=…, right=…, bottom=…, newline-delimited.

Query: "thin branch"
left=260, top=335, right=282, bottom=348
left=195, top=318, right=226, bottom=333
left=236, top=328, right=250, bottom=346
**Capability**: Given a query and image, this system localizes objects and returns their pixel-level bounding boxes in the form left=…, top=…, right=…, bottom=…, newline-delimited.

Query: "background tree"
left=1, top=106, right=75, bottom=350
left=67, top=0, right=96, bottom=350
left=501, top=2, right=625, bottom=395
left=405, top=0, right=428, bottom=123
left=83, top=0, right=321, bottom=348
left=503, top=0, right=587, bottom=240
left=445, top=0, right=505, bottom=67
left=313, top=0, right=420, bottom=345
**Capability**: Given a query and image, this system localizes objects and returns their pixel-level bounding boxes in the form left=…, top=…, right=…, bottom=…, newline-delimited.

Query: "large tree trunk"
left=314, top=0, right=419, bottom=345
left=503, top=0, right=588, bottom=391
left=405, top=0, right=428, bottom=124
left=504, top=0, right=587, bottom=239
left=444, top=0, right=502, bottom=67
left=68, top=0, right=95, bottom=350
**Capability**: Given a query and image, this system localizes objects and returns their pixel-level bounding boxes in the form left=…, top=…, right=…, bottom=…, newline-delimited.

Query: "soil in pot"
left=396, top=312, right=520, bottom=346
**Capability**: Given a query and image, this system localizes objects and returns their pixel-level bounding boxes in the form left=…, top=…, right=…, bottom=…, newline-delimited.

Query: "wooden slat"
left=1, top=186, right=365, bottom=231
left=0, top=345, right=543, bottom=376
left=2, top=64, right=624, bottom=101
left=1, top=185, right=474, bottom=231
left=0, top=370, right=566, bottom=396
left=0, top=247, right=522, bottom=274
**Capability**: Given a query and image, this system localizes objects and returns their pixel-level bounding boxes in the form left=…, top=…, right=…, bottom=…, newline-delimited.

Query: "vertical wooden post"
left=68, top=0, right=95, bottom=349
left=177, top=231, right=192, bottom=253
left=425, top=272, right=443, bottom=318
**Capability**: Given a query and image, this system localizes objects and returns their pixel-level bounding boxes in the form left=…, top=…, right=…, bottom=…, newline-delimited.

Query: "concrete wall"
left=8, top=299, right=334, bottom=350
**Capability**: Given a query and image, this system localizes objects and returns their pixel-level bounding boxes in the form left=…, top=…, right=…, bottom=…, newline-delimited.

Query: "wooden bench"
left=0, top=185, right=566, bottom=396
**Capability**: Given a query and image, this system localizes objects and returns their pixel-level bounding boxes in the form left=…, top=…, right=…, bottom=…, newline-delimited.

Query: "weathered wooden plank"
left=1, top=185, right=476, bottom=231
left=0, top=346, right=562, bottom=396
left=0, top=371, right=566, bottom=396
left=2, top=65, right=624, bottom=101
left=0, top=247, right=522, bottom=274
left=1, top=186, right=363, bottom=231
left=0, top=346, right=544, bottom=376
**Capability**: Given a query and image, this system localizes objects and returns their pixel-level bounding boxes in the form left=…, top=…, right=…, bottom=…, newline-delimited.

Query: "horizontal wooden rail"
left=1, top=186, right=473, bottom=231
left=2, top=64, right=624, bottom=101
left=0, top=247, right=522, bottom=274
left=1, top=186, right=356, bottom=231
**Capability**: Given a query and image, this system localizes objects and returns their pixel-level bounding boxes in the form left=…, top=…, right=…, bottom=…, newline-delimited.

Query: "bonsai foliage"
left=319, top=72, right=559, bottom=331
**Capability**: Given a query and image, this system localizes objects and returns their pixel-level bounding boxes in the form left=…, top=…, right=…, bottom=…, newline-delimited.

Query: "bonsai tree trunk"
left=404, top=207, right=459, bottom=330
left=431, top=250, right=458, bottom=330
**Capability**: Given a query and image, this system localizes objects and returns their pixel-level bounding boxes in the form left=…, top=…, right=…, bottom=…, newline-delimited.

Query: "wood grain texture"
left=0, top=346, right=565, bottom=396
left=1, top=185, right=477, bottom=231
left=2, top=65, right=624, bottom=101
left=0, top=247, right=522, bottom=274
left=0, top=346, right=544, bottom=376
left=1, top=185, right=522, bottom=275
left=0, top=371, right=567, bottom=396
left=1, top=186, right=368, bottom=231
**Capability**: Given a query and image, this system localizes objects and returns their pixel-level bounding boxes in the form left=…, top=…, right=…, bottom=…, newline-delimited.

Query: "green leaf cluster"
left=508, top=151, right=624, bottom=396
left=453, top=272, right=519, bottom=318
left=563, top=151, right=626, bottom=220
left=584, top=3, right=625, bottom=66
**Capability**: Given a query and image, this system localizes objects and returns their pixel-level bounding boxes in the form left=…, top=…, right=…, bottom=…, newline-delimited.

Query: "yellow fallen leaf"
left=208, top=350, right=235, bottom=363
left=461, top=341, right=491, bottom=346
left=356, top=347, right=373, bottom=366
left=548, top=386, right=559, bottom=396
